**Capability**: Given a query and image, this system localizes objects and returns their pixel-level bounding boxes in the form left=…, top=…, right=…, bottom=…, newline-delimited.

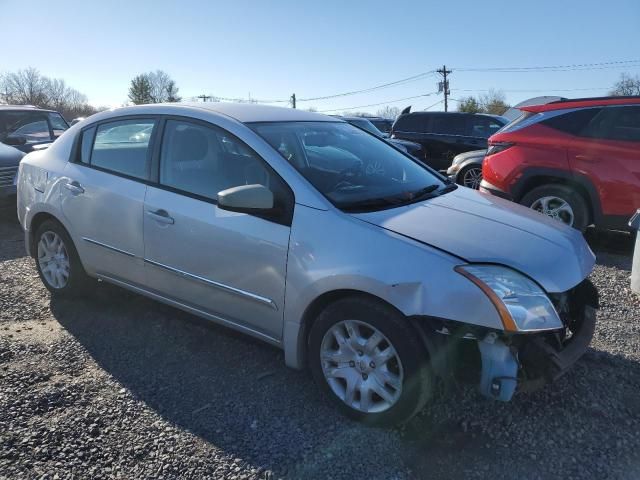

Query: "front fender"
left=282, top=205, right=504, bottom=369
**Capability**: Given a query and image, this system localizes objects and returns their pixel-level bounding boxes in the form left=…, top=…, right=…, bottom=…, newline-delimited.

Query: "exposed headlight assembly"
left=455, top=264, right=563, bottom=332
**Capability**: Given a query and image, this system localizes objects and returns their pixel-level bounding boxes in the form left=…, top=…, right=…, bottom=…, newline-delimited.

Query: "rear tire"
left=308, top=296, right=433, bottom=427
left=34, top=219, right=92, bottom=297
left=520, top=184, right=590, bottom=232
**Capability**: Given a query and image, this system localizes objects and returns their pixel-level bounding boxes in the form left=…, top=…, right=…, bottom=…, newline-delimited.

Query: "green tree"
left=128, top=74, right=152, bottom=104
left=457, top=96, right=482, bottom=113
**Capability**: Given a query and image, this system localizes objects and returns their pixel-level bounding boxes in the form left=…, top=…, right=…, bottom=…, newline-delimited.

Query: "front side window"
left=91, top=119, right=156, bottom=179
left=0, top=111, right=52, bottom=144
left=48, top=112, right=69, bottom=137
left=393, top=114, right=425, bottom=133
left=160, top=120, right=275, bottom=201
left=469, top=117, right=505, bottom=138
left=251, top=121, right=451, bottom=212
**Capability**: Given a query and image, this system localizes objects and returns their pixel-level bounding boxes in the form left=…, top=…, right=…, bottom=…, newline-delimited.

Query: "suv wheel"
left=34, top=220, right=91, bottom=296
left=309, top=297, right=433, bottom=426
left=458, top=165, right=483, bottom=189
left=520, top=185, right=589, bottom=231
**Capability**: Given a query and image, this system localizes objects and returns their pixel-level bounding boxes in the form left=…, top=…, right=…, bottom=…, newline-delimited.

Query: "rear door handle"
left=146, top=209, right=175, bottom=225
left=64, top=181, right=85, bottom=195
left=574, top=154, right=598, bottom=163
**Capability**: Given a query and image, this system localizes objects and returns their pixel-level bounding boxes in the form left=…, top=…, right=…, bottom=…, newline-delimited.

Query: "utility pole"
left=436, top=65, right=452, bottom=112
left=197, top=94, right=212, bottom=102
left=290, top=93, right=296, bottom=109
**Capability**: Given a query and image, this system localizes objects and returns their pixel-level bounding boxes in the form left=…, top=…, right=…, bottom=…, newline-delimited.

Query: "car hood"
left=351, top=187, right=595, bottom=293
left=0, top=142, right=25, bottom=167
left=452, top=149, right=487, bottom=164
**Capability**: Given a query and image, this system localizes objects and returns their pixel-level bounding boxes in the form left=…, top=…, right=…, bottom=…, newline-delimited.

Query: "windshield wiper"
left=338, top=196, right=406, bottom=212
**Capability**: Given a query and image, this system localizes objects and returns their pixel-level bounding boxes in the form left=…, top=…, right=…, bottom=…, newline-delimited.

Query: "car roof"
left=519, top=96, right=640, bottom=113
left=0, top=105, right=58, bottom=113
left=180, top=102, right=338, bottom=123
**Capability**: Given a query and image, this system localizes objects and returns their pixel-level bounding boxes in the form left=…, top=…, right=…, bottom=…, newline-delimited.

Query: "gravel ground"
left=1, top=205, right=639, bottom=480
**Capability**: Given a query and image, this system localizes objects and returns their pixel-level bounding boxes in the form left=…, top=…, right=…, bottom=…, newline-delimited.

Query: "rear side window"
left=91, top=119, right=156, bottom=179
left=393, top=114, right=425, bottom=132
left=542, top=108, right=602, bottom=136
left=582, top=106, right=640, bottom=142
left=430, top=114, right=466, bottom=135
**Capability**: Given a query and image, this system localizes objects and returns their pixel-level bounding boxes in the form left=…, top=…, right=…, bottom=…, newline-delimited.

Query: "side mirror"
left=217, top=184, right=274, bottom=213
left=4, top=135, right=27, bottom=146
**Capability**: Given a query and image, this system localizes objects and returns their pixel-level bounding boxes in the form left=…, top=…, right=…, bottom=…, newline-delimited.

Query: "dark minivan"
left=391, top=112, right=507, bottom=171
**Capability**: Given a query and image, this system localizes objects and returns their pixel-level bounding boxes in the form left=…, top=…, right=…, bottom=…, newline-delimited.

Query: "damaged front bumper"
left=477, top=280, right=598, bottom=401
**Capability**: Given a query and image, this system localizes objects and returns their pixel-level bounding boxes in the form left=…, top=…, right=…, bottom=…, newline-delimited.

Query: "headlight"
left=455, top=264, right=562, bottom=332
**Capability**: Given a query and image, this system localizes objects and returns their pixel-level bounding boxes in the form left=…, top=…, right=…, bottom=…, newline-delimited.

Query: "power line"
left=318, top=92, right=438, bottom=113
left=423, top=99, right=445, bottom=111
left=298, top=71, right=436, bottom=102
left=452, top=87, right=610, bottom=93
left=454, top=59, right=640, bottom=73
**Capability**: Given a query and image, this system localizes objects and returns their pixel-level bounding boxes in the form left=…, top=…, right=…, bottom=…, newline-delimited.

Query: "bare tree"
left=1, top=67, right=50, bottom=106
left=610, top=73, right=640, bottom=96
left=0, top=67, right=97, bottom=120
left=376, top=105, right=401, bottom=119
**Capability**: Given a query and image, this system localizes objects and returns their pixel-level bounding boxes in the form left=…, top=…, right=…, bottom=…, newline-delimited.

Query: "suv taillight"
left=486, top=142, right=514, bottom=156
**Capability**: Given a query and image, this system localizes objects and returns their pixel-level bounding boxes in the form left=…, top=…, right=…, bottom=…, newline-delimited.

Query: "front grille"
left=0, top=166, right=18, bottom=187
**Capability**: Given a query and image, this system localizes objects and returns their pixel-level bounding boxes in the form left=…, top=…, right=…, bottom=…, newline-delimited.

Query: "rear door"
left=60, top=117, right=157, bottom=285
left=427, top=113, right=469, bottom=171
left=568, top=106, right=640, bottom=218
left=142, top=117, right=293, bottom=341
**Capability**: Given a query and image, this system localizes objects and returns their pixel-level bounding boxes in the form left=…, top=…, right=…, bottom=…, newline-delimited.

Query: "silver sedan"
left=17, top=103, right=598, bottom=426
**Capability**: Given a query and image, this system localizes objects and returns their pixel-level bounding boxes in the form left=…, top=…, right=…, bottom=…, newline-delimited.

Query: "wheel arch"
left=28, top=211, right=67, bottom=258
left=285, top=289, right=430, bottom=370
left=512, top=168, right=602, bottom=225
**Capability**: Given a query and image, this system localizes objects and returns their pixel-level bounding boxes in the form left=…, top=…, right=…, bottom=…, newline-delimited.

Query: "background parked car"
left=0, top=105, right=69, bottom=153
left=390, top=111, right=508, bottom=171
left=365, top=116, right=394, bottom=135
left=0, top=142, right=24, bottom=205
left=446, top=149, right=486, bottom=189
left=337, top=116, right=424, bottom=158
left=481, top=96, right=640, bottom=231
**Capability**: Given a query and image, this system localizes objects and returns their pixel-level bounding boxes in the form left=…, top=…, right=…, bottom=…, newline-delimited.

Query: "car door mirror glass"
left=217, top=184, right=274, bottom=212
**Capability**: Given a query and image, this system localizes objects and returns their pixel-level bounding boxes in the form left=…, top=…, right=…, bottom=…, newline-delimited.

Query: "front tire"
left=458, top=164, right=483, bottom=189
left=520, top=184, right=590, bottom=232
left=308, top=297, right=433, bottom=427
left=34, top=219, right=91, bottom=297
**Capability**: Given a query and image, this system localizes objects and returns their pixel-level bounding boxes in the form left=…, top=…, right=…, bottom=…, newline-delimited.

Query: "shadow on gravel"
left=0, top=204, right=25, bottom=262
left=49, top=285, right=388, bottom=477
left=48, top=278, right=640, bottom=479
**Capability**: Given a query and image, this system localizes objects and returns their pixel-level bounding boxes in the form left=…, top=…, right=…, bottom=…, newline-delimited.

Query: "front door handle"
left=146, top=209, right=175, bottom=225
left=64, top=181, right=85, bottom=195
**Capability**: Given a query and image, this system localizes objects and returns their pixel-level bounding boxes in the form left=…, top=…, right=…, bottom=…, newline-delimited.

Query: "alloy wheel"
left=530, top=196, right=575, bottom=226
left=37, top=231, right=70, bottom=289
left=462, top=167, right=482, bottom=189
left=320, top=320, right=403, bottom=413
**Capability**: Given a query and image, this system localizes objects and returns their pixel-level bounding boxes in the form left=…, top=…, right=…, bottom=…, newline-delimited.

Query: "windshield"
left=251, top=121, right=451, bottom=211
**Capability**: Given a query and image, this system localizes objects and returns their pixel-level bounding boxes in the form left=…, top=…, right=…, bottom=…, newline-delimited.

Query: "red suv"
left=481, top=96, right=640, bottom=231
